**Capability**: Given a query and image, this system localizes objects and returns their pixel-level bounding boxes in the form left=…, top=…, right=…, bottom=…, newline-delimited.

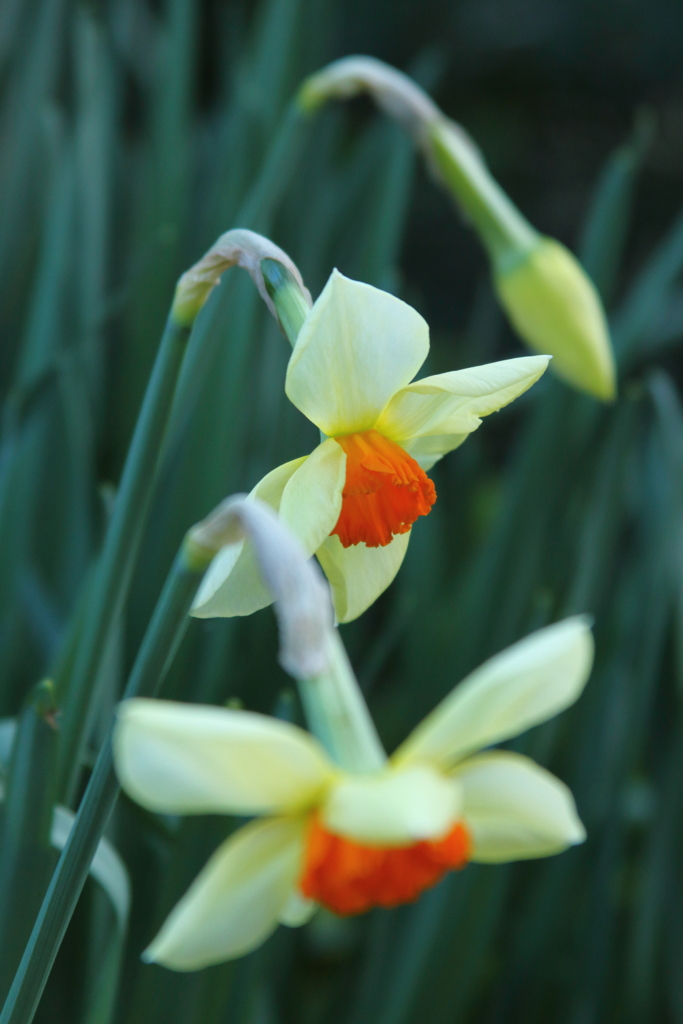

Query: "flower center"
left=331, top=430, right=436, bottom=548
left=299, top=815, right=470, bottom=916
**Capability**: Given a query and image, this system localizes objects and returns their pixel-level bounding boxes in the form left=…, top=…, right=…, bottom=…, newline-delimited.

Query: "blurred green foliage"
left=2, top=0, right=683, bottom=1022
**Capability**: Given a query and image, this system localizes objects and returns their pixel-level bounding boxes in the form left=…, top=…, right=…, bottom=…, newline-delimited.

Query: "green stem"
left=0, top=538, right=210, bottom=1024
left=260, top=257, right=311, bottom=345
left=298, top=630, right=386, bottom=772
left=56, top=316, right=191, bottom=805
left=427, top=121, right=538, bottom=271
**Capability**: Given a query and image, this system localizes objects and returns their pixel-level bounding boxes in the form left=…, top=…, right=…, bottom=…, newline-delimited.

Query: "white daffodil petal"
left=322, top=765, right=461, bottom=846
left=279, top=439, right=346, bottom=555
left=378, top=356, right=550, bottom=442
left=454, top=751, right=585, bottom=862
left=393, top=617, right=594, bottom=770
left=316, top=531, right=410, bottom=623
left=286, top=270, right=429, bottom=436
left=278, top=890, right=317, bottom=927
left=401, top=432, right=469, bottom=470
left=192, top=457, right=306, bottom=618
left=144, top=817, right=307, bottom=970
left=114, top=699, right=334, bottom=816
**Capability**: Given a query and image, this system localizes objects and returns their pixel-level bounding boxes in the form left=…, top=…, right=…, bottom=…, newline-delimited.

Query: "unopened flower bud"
left=298, top=56, right=617, bottom=402
left=494, top=238, right=616, bottom=401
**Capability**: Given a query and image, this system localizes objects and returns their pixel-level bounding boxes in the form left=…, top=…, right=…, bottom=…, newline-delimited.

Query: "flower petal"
left=453, top=751, right=585, bottom=862
left=285, top=270, right=429, bottom=436
left=144, top=817, right=307, bottom=970
left=191, top=457, right=306, bottom=618
left=393, top=617, right=594, bottom=770
left=279, top=439, right=346, bottom=554
left=114, top=699, right=334, bottom=815
left=322, top=765, right=461, bottom=846
left=316, top=531, right=410, bottom=623
left=378, top=356, right=550, bottom=442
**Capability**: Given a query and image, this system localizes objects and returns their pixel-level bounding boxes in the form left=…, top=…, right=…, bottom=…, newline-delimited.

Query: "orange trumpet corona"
left=300, top=816, right=470, bottom=916
left=331, top=430, right=436, bottom=548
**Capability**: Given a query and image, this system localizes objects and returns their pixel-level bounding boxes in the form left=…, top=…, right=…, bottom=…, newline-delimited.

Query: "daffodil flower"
left=191, top=271, right=549, bottom=623
left=114, top=617, right=592, bottom=970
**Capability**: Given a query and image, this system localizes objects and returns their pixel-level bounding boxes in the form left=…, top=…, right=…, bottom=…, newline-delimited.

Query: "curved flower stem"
left=0, top=536, right=213, bottom=1024
left=260, top=256, right=312, bottom=345
left=56, top=316, right=191, bottom=805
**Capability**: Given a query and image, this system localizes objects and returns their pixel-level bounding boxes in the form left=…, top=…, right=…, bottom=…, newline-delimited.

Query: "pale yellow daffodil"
left=191, top=270, right=549, bottom=624
left=113, top=617, right=592, bottom=971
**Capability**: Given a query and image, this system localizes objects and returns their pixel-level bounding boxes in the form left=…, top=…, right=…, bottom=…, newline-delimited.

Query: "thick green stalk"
left=298, top=630, right=386, bottom=772
left=56, top=317, right=191, bottom=805
left=0, top=538, right=211, bottom=1024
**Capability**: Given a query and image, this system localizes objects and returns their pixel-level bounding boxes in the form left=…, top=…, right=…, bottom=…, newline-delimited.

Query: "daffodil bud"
left=171, top=229, right=311, bottom=330
left=494, top=238, right=616, bottom=401
left=427, top=121, right=616, bottom=401
left=298, top=56, right=617, bottom=402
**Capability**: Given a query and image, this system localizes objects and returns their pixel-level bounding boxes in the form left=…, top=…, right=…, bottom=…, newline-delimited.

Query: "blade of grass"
left=0, top=681, right=58, bottom=1001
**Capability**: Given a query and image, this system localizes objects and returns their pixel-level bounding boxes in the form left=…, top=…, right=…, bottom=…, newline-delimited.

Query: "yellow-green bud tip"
left=494, top=238, right=617, bottom=402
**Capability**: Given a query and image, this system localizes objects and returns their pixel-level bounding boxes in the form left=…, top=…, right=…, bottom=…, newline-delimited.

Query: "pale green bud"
left=494, top=238, right=616, bottom=402
left=298, top=56, right=617, bottom=402
left=428, top=121, right=615, bottom=400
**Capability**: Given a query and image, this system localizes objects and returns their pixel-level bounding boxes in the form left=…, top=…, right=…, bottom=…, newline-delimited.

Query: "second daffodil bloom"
left=191, top=270, right=549, bottom=623
left=114, top=617, right=592, bottom=970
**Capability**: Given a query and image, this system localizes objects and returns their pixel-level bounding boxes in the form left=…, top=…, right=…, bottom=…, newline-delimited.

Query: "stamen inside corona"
left=300, top=815, right=470, bottom=916
left=331, top=430, right=436, bottom=548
